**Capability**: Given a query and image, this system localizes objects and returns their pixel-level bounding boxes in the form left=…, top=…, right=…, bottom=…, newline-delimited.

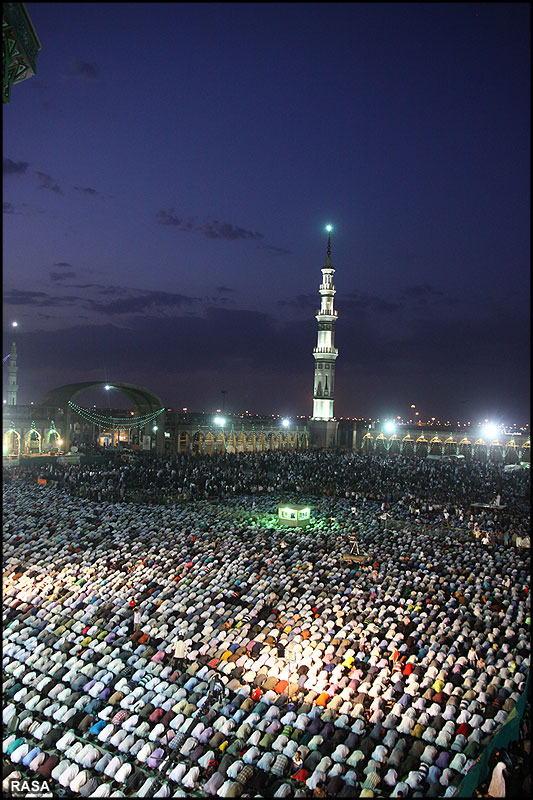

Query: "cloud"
left=156, top=210, right=264, bottom=241
left=35, top=171, right=64, bottom=195
left=4, top=290, right=49, bottom=304
left=216, top=286, right=234, bottom=293
left=3, top=202, right=45, bottom=216
left=69, top=61, right=98, bottom=79
left=50, top=271, right=77, bottom=282
left=156, top=209, right=195, bottom=229
left=4, top=289, right=85, bottom=308
left=403, top=283, right=444, bottom=298
left=279, top=293, right=317, bottom=310
left=202, top=221, right=264, bottom=241
left=73, top=186, right=113, bottom=198
left=53, top=262, right=73, bottom=268
left=87, top=290, right=197, bottom=315
left=3, top=158, right=29, bottom=175
left=341, top=291, right=401, bottom=314
left=257, top=243, right=292, bottom=255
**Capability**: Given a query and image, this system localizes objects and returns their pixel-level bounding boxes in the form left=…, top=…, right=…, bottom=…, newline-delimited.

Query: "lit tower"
left=6, top=321, right=19, bottom=405
left=312, top=226, right=338, bottom=420
left=309, top=226, right=339, bottom=448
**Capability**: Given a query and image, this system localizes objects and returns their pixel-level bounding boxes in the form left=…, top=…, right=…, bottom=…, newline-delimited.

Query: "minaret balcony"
left=315, top=309, right=337, bottom=317
left=313, top=347, right=338, bottom=356
left=319, top=284, right=336, bottom=291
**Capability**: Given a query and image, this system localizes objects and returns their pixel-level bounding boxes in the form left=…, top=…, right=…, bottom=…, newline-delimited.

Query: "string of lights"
left=68, top=401, right=165, bottom=430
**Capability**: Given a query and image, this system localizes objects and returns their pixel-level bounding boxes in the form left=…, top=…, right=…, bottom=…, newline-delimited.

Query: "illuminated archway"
left=488, top=440, right=504, bottom=462
left=203, top=431, right=215, bottom=455
left=362, top=433, right=373, bottom=453
left=444, top=437, right=458, bottom=456
left=473, top=438, right=488, bottom=460
left=3, top=426, right=20, bottom=457
left=459, top=437, right=472, bottom=457
left=375, top=433, right=387, bottom=454
left=267, top=432, right=277, bottom=451
left=504, top=439, right=520, bottom=464
left=24, top=422, right=41, bottom=454
left=192, top=431, right=203, bottom=454
left=247, top=432, right=257, bottom=452
left=177, top=431, right=190, bottom=453
left=415, top=435, right=428, bottom=457
left=226, top=431, right=236, bottom=454
left=388, top=435, right=401, bottom=454
left=429, top=436, right=443, bottom=456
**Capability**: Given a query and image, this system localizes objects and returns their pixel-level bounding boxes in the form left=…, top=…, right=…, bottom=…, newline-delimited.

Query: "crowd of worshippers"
left=4, top=449, right=531, bottom=513
left=2, top=455, right=530, bottom=798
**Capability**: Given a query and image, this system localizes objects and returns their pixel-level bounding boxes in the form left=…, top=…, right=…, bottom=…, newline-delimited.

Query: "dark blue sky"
left=3, top=3, right=530, bottom=423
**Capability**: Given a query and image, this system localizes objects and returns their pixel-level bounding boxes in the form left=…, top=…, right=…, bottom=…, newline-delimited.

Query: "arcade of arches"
left=360, top=430, right=530, bottom=463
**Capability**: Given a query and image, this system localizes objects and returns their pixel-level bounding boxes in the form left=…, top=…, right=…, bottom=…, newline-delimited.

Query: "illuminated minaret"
left=6, top=322, right=19, bottom=405
left=312, top=226, right=338, bottom=421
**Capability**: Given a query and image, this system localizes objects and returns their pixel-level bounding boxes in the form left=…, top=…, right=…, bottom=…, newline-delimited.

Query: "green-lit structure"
left=3, top=3, right=41, bottom=103
left=278, top=503, right=311, bottom=528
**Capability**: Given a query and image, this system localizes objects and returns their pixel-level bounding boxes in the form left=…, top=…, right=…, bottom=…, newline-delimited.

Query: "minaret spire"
left=311, top=226, right=338, bottom=422
left=6, top=321, right=19, bottom=405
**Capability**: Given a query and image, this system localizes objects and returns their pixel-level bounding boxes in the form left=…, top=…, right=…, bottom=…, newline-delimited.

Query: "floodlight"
left=325, top=224, right=332, bottom=232
left=282, top=418, right=290, bottom=427
left=384, top=421, right=396, bottom=434
left=214, top=416, right=226, bottom=427
left=12, top=321, right=18, bottom=328
left=481, top=423, right=500, bottom=440
left=104, top=385, right=111, bottom=390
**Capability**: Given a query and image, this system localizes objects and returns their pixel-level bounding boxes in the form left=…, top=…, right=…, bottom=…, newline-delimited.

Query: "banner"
left=37, top=478, right=47, bottom=486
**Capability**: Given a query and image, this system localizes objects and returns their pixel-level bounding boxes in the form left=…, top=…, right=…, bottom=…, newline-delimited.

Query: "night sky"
left=3, top=3, right=530, bottom=424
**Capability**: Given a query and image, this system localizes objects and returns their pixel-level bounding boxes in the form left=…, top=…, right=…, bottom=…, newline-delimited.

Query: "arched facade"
left=180, top=424, right=309, bottom=455
left=357, top=426, right=530, bottom=463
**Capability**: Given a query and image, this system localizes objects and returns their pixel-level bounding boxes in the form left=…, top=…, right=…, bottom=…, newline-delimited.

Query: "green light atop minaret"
left=325, top=224, right=332, bottom=232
